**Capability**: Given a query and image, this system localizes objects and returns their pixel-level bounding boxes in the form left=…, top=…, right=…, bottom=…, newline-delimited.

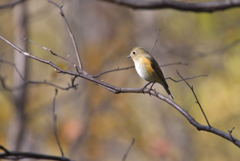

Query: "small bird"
left=128, top=47, right=173, bottom=99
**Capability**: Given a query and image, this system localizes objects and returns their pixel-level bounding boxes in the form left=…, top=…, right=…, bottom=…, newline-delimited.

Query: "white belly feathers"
left=134, top=60, right=154, bottom=82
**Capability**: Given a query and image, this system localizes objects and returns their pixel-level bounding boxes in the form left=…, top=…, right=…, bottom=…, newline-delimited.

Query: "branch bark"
left=100, top=0, right=240, bottom=12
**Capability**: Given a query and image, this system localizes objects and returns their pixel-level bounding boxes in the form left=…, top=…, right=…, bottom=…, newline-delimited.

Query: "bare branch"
left=26, top=80, right=78, bottom=90
left=150, top=29, right=161, bottom=53
left=0, top=145, right=71, bottom=161
left=27, top=39, right=75, bottom=66
left=160, top=61, right=188, bottom=68
left=0, top=58, right=24, bottom=79
left=93, top=66, right=134, bottom=78
left=48, top=0, right=83, bottom=71
left=0, top=58, right=77, bottom=91
left=99, top=0, right=240, bottom=12
left=166, top=74, right=208, bottom=83
left=1, top=34, right=240, bottom=148
left=70, top=76, right=78, bottom=89
left=92, top=61, right=188, bottom=78
left=0, top=77, right=78, bottom=92
left=0, top=35, right=76, bottom=76
left=177, top=71, right=211, bottom=127
left=122, top=138, right=135, bottom=161
left=0, top=0, right=25, bottom=9
left=2, top=79, right=77, bottom=92
left=0, top=75, right=12, bottom=91
left=52, top=89, right=65, bottom=157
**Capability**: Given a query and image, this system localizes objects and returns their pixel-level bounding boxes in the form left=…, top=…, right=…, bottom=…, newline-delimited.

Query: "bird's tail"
left=159, top=77, right=174, bottom=99
left=165, top=86, right=174, bottom=100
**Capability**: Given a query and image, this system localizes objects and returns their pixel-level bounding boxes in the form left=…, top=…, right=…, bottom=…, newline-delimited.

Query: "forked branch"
left=48, top=0, right=83, bottom=71
left=177, top=71, right=211, bottom=127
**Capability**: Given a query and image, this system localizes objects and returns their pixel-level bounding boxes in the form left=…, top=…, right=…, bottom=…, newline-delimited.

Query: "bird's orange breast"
left=134, top=57, right=156, bottom=82
left=140, top=57, right=154, bottom=73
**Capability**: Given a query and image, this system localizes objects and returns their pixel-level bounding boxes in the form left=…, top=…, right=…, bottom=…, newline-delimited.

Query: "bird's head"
left=127, top=47, right=149, bottom=61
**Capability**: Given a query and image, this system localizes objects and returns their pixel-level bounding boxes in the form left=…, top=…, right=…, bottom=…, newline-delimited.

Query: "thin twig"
left=92, top=61, right=188, bottom=78
left=26, top=80, right=78, bottom=90
left=52, top=89, right=64, bottom=157
left=27, top=38, right=74, bottom=65
left=177, top=71, right=211, bottom=127
left=150, top=29, right=161, bottom=53
left=0, top=58, right=24, bottom=80
left=228, top=127, right=236, bottom=142
left=1, top=78, right=78, bottom=91
left=160, top=61, right=188, bottom=67
left=93, top=66, right=134, bottom=78
left=0, top=76, right=12, bottom=91
left=122, top=138, right=135, bottom=161
left=70, top=76, right=78, bottom=89
left=0, top=58, right=77, bottom=91
left=166, top=74, right=207, bottom=83
left=48, top=0, right=83, bottom=71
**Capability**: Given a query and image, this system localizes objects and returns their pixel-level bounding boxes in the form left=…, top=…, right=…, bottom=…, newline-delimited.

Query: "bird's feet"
left=141, top=82, right=151, bottom=93
left=141, top=82, right=155, bottom=96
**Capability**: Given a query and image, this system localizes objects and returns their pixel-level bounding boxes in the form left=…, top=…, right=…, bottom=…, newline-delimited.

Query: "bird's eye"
left=132, top=51, right=136, bottom=55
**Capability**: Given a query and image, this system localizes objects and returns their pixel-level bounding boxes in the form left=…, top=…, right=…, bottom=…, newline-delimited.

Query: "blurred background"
left=0, top=0, right=240, bottom=161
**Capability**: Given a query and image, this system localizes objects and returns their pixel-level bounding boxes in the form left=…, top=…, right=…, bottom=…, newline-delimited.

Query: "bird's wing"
left=149, top=56, right=168, bottom=86
left=150, top=56, right=173, bottom=99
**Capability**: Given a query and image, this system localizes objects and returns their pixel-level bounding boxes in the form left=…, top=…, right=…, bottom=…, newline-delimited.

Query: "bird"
left=128, top=47, right=173, bottom=99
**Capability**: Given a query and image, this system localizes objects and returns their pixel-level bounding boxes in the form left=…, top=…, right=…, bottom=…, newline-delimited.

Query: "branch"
left=166, top=74, right=208, bottom=83
left=0, top=58, right=24, bottom=79
left=0, top=35, right=76, bottom=76
left=52, top=89, right=65, bottom=157
left=0, top=145, right=71, bottom=161
left=93, top=66, right=134, bottom=78
left=0, top=75, right=12, bottom=91
left=0, top=59, right=78, bottom=91
left=26, top=80, right=78, bottom=90
left=27, top=38, right=75, bottom=66
left=1, top=34, right=240, bottom=148
left=10, top=80, right=77, bottom=91
left=93, top=61, right=188, bottom=78
left=228, top=127, right=238, bottom=143
left=48, top=0, right=83, bottom=72
left=122, top=138, right=135, bottom=161
left=0, top=0, right=25, bottom=9
left=1, top=76, right=78, bottom=92
left=100, top=0, right=240, bottom=12
left=160, top=61, right=188, bottom=68
left=177, top=71, right=211, bottom=127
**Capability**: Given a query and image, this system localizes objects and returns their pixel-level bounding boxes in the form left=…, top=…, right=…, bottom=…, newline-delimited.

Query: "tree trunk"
left=10, top=0, right=29, bottom=151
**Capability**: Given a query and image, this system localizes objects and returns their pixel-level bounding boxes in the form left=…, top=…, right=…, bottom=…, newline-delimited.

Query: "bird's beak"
left=127, top=55, right=131, bottom=59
